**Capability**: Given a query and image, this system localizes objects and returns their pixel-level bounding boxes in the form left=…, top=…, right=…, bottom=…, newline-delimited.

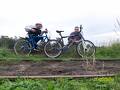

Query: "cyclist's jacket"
left=29, top=28, right=41, bottom=35
left=68, top=31, right=82, bottom=41
left=25, top=25, right=41, bottom=36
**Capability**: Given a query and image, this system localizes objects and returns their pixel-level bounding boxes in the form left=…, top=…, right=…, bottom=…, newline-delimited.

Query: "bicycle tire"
left=44, top=40, right=62, bottom=58
left=14, top=39, right=32, bottom=56
left=77, top=40, right=96, bottom=57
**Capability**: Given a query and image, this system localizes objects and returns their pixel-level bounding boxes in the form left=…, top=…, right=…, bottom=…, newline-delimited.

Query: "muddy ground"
left=0, top=60, right=120, bottom=76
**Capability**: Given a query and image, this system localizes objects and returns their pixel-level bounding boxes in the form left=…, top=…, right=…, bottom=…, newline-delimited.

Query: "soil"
left=0, top=60, right=119, bottom=76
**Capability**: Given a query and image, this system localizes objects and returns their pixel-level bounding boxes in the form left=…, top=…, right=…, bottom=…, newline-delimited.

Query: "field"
left=0, top=37, right=120, bottom=90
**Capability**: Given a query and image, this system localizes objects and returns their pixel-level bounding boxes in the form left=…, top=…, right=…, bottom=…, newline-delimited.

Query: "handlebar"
left=80, top=25, right=83, bottom=31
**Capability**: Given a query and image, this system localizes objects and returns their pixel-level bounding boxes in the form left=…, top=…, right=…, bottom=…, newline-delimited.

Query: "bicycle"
left=14, top=32, right=49, bottom=56
left=44, top=25, right=96, bottom=58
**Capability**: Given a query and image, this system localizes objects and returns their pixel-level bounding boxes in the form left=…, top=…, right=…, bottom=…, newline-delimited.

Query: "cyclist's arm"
left=41, top=28, right=48, bottom=35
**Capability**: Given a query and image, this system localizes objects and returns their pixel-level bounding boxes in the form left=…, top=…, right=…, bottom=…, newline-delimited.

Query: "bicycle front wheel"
left=77, top=40, right=96, bottom=57
left=14, top=39, right=32, bottom=56
left=44, top=40, right=62, bottom=58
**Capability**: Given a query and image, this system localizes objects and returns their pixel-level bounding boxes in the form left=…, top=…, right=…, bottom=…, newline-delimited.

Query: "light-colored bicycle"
left=44, top=25, right=96, bottom=58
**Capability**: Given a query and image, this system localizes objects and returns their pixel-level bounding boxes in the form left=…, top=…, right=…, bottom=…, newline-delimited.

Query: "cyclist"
left=25, top=23, right=48, bottom=50
left=68, top=26, right=82, bottom=44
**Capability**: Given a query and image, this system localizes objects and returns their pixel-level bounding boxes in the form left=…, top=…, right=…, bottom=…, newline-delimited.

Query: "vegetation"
left=0, top=36, right=16, bottom=49
left=0, top=76, right=119, bottom=90
left=0, top=37, right=120, bottom=90
left=0, top=35, right=120, bottom=60
left=96, top=42, right=120, bottom=59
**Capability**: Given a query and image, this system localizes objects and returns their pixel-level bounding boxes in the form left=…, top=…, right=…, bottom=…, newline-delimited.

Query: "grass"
left=0, top=48, right=47, bottom=61
left=0, top=46, right=80, bottom=61
left=96, top=42, right=120, bottom=59
left=0, top=75, right=120, bottom=90
left=0, top=42, right=120, bottom=61
left=0, top=41, right=120, bottom=90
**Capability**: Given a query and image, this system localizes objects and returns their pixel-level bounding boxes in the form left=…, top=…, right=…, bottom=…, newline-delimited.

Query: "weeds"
left=0, top=76, right=119, bottom=90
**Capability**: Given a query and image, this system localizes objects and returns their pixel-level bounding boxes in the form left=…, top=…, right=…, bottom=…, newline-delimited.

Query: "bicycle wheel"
left=44, top=40, right=62, bottom=58
left=77, top=40, right=96, bottom=57
left=14, top=39, right=32, bottom=56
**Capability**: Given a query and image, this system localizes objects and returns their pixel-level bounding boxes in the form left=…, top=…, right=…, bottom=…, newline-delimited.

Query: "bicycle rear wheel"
left=77, top=40, right=96, bottom=57
left=44, top=40, right=62, bottom=58
left=14, top=39, right=32, bottom=56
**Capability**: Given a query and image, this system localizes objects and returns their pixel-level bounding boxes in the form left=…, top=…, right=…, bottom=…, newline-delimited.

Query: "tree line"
left=0, top=36, right=17, bottom=49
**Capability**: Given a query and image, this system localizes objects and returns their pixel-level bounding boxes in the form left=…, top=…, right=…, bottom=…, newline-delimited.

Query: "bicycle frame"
left=41, top=33, right=49, bottom=42
left=56, top=33, right=69, bottom=47
left=57, top=30, right=84, bottom=46
left=26, top=33, right=49, bottom=50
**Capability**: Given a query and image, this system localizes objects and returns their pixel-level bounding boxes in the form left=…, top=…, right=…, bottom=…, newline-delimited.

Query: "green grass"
left=1, top=42, right=120, bottom=61
left=0, top=48, right=47, bottom=61
left=0, top=76, right=120, bottom=90
left=0, top=46, right=80, bottom=61
left=96, top=42, right=120, bottom=59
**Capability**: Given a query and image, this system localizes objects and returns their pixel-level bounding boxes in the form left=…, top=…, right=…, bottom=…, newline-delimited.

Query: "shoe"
left=33, top=49, right=39, bottom=51
left=37, top=41, right=44, bottom=46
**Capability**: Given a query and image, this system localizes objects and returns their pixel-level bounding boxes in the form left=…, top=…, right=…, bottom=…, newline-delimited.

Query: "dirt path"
left=0, top=60, right=120, bottom=76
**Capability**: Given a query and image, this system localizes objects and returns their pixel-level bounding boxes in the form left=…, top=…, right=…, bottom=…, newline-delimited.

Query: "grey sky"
left=0, top=0, right=120, bottom=45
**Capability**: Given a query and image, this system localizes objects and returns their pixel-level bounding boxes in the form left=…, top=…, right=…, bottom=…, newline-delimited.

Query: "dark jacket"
left=28, top=28, right=41, bottom=36
left=68, top=31, right=82, bottom=41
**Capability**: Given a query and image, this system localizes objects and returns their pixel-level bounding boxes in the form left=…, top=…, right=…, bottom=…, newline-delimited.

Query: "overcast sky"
left=0, top=0, right=120, bottom=45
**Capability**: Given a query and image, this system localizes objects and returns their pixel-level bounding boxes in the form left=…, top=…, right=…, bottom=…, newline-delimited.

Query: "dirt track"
left=0, top=60, right=120, bottom=76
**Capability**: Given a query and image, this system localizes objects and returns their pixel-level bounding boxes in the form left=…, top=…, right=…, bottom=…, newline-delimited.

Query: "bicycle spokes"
left=44, top=40, right=62, bottom=58
left=77, top=40, right=96, bottom=58
left=14, top=39, right=31, bottom=56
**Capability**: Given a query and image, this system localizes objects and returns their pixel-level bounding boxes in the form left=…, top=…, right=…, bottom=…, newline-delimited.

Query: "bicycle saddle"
left=56, top=30, right=64, bottom=33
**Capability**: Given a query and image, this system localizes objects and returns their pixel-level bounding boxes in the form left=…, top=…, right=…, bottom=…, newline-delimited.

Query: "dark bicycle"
left=44, top=25, right=96, bottom=58
left=14, top=32, right=49, bottom=56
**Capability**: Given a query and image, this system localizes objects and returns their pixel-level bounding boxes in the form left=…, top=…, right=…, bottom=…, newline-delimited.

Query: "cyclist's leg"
left=29, top=35, right=37, bottom=49
left=36, top=36, right=44, bottom=45
left=67, top=38, right=74, bottom=46
left=32, top=36, right=44, bottom=49
left=33, top=36, right=41, bottom=49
